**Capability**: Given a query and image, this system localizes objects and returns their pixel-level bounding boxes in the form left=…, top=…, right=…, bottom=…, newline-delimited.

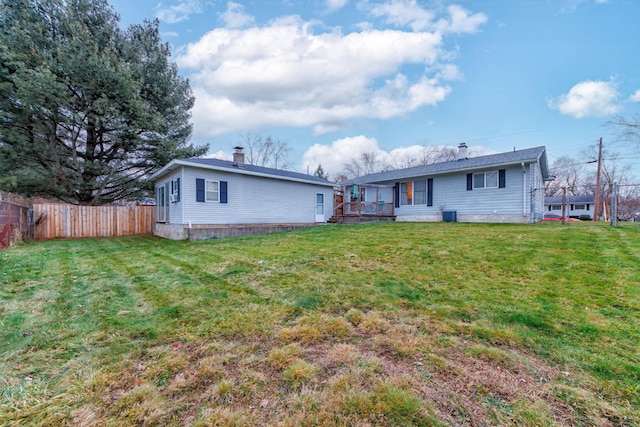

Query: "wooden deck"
left=329, top=201, right=396, bottom=224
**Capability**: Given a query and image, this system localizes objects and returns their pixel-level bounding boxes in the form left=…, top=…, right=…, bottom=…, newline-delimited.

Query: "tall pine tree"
left=0, top=0, right=207, bottom=204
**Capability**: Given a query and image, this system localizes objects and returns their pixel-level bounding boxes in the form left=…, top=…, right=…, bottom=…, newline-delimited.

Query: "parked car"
left=543, top=214, right=581, bottom=222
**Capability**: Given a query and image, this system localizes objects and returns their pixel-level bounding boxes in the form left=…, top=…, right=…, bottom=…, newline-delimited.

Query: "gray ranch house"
left=335, top=144, right=553, bottom=224
left=150, top=148, right=335, bottom=240
left=545, top=195, right=595, bottom=220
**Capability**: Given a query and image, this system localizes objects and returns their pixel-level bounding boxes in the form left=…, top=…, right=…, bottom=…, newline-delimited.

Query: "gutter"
left=150, top=159, right=335, bottom=187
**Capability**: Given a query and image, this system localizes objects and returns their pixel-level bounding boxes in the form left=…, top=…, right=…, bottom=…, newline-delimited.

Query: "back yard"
left=1, top=222, right=639, bottom=426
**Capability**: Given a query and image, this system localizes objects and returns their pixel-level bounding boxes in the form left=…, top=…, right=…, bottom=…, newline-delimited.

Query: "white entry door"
left=315, top=193, right=325, bottom=222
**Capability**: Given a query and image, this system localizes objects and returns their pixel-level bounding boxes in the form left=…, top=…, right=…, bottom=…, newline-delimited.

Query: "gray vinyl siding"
left=424, top=167, right=523, bottom=216
left=531, top=163, right=545, bottom=221
left=177, top=166, right=333, bottom=225
left=372, top=165, right=535, bottom=219
left=154, top=170, right=184, bottom=224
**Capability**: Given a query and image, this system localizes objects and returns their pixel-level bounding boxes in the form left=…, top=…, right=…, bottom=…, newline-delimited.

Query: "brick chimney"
left=232, top=146, right=245, bottom=167
left=457, top=142, right=468, bottom=161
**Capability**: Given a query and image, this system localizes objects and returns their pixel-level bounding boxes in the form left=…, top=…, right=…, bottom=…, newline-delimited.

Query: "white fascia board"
left=149, top=160, right=183, bottom=182
left=154, top=159, right=335, bottom=187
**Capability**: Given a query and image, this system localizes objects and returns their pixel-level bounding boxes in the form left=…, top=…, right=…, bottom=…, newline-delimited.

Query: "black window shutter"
left=586, top=204, right=590, bottom=211
left=394, top=183, right=400, bottom=208
left=220, top=181, right=228, bottom=204
left=498, top=169, right=506, bottom=188
left=466, top=174, right=473, bottom=191
left=196, top=178, right=205, bottom=202
left=176, top=178, right=180, bottom=202
left=427, top=178, right=433, bottom=207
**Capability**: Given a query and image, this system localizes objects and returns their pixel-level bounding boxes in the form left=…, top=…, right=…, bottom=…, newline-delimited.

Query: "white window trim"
left=401, top=180, right=427, bottom=206
left=400, top=182, right=412, bottom=206
left=413, top=179, right=427, bottom=205
left=206, top=180, right=220, bottom=202
left=473, top=171, right=498, bottom=189
left=170, top=178, right=180, bottom=203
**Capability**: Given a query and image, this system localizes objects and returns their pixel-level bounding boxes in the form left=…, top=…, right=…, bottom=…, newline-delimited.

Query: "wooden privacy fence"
left=34, top=204, right=155, bottom=239
left=0, top=199, right=33, bottom=249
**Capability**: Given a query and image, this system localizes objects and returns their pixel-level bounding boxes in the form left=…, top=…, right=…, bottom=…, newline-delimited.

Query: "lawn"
left=1, top=222, right=639, bottom=426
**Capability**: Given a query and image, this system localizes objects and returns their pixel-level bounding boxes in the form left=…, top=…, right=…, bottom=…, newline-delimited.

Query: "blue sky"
left=108, top=0, right=640, bottom=178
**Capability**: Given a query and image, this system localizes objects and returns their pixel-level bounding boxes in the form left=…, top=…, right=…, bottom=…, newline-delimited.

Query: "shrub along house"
left=336, top=144, right=553, bottom=224
left=150, top=147, right=335, bottom=240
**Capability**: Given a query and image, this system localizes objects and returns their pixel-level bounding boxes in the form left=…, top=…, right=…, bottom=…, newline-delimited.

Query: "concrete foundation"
left=396, top=214, right=530, bottom=224
left=154, top=223, right=317, bottom=241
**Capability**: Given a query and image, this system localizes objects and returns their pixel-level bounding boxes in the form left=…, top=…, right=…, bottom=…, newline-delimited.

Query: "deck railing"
left=343, top=201, right=394, bottom=216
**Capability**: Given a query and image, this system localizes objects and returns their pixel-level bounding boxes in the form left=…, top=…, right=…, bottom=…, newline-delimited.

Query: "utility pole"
left=593, top=137, right=603, bottom=221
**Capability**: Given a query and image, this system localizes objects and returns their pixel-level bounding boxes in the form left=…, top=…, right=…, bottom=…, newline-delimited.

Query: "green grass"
left=1, top=222, right=639, bottom=426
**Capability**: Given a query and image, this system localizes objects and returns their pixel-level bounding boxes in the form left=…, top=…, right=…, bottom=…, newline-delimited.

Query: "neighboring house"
left=338, top=143, right=553, bottom=224
left=544, top=195, right=595, bottom=220
left=149, top=147, right=335, bottom=240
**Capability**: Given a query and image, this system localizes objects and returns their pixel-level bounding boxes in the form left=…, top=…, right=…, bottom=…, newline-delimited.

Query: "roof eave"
left=151, top=159, right=334, bottom=187
left=351, top=157, right=545, bottom=185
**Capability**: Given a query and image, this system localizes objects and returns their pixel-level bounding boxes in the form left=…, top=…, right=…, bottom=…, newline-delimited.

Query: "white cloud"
left=301, top=137, right=492, bottom=177
left=368, top=1, right=487, bottom=33
left=155, top=0, right=202, bottom=24
left=303, top=136, right=380, bottom=177
left=326, top=0, right=348, bottom=12
left=630, top=90, right=640, bottom=102
left=178, top=5, right=485, bottom=138
left=220, top=2, right=255, bottom=29
left=203, top=150, right=232, bottom=160
left=561, top=0, right=608, bottom=13
left=442, top=5, right=488, bottom=34
left=548, top=80, right=621, bottom=118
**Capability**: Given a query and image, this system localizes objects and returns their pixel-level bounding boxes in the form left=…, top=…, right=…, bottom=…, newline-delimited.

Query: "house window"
left=474, top=171, right=498, bottom=189
left=574, top=204, right=586, bottom=210
left=401, top=182, right=412, bottom=205
left=414, top=180, right=427, bottom=205
left=551, top=205, right=562, bottom=210
left=351, top=185, right=365, bottom=201
left=400, top=180, right=431, bottom=206
left=206, top=180, right=219, bottom=202
left=170, top=178, right=180, bottom=203
left=468, top=170, right=505, bottom=190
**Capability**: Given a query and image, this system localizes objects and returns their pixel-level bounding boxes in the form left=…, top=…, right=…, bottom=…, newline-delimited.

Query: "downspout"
left=521, top=162, right=527, bottom=221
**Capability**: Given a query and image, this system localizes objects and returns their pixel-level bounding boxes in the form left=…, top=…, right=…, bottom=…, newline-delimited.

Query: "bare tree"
left=609, top=114, right=640, bottom=145
left=238, top=131, right=292, bottom=169
left=580, top=144, right=637, bottom=220
left=616, top=185, right=640, bottom=221
left=387, top=146, right=457, bottom=170
left=340, top=145, right=458, bottom=179
left=545, top=156, right=589, bottom=197
left=342, top=151, right=383, bottom=178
